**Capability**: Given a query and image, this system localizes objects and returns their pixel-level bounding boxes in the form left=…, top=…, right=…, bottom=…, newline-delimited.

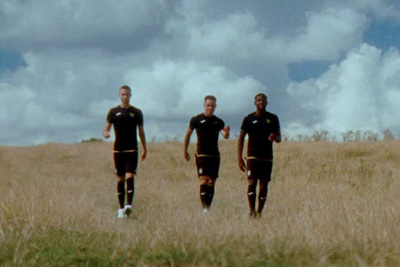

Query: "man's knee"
left=126, top=172, right=135, bottom=179
left=248, top=178, right=257, bottom=186
left=200, top=176, right=214, bottom=186
left=259, top=179, right=270, bottom=189
left=259, top=180, right=269, bottom=196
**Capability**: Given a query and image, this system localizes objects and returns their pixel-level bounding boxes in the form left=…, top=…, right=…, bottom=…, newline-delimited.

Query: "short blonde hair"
left=204, top=95, right=216, bottom=102
left=120, top=85, right=131, bottom=92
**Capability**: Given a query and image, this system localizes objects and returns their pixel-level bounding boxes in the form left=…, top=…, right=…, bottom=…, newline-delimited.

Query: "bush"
left=383, top=128, right=395, bottom=141
left=81, top=137, right=103, bottom=143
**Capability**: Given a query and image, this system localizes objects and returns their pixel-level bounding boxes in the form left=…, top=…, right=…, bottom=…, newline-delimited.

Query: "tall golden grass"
left=0, top=140, right=399, bottom=266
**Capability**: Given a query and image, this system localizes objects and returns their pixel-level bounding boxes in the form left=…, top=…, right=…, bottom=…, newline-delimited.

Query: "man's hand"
left=221, top=125, right=230, bottom=139
left=140, top=150, right=147, bottom=161
left=269, top=133, right=276, bottom=142
left=103, top=130, right=110, bottom=139
left=184, top=151, right=190, bottom=161
left=238, top=158, right=246, bottom=172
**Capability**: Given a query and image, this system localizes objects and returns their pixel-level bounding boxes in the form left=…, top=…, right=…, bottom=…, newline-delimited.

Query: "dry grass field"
left=0, top=139, right=399, bottom=266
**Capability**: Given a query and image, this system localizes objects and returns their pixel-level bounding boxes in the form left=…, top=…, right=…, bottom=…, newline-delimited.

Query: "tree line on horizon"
left=81, top=128, right=397, bottom=143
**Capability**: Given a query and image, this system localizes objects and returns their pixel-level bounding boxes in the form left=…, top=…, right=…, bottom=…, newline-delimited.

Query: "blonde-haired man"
left=103, top=85, right=147, bottom=218
left=184, top=95, right=230, bottom=212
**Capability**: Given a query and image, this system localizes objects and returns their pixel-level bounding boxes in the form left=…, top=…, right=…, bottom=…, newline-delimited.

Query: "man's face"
left=254, top=95, right=267, bottom=111
left=119, top=88, right=131, bottom=105
left=203, top=99, right=216, bottom=116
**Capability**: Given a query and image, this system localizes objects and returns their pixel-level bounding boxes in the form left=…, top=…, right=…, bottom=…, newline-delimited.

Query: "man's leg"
left=117, top=176, right=126, bottom=209
left=257, top=161, right=272, bottom=216
left=205, top=156, right=219, bottom=210
left=257, top=179, right=269, bottom=215
left=114, top=152, right=126, bottom=218
left=126, top=173, right=135, bottom=206
left=204, top=177, right=216, bottom=209
left=124, top=152, right=138, bottom=216
left=125, top=173, right=134, bottom=216
left=199, top=176, right=208, bottom=210
left=248, top=178, right=257, bottom=217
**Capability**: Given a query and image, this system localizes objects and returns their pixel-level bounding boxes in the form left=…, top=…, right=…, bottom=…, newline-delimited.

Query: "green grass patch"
left=0, top=228, right=117, bottom=266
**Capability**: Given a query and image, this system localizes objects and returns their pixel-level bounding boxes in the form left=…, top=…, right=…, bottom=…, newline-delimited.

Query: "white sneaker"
left=202, top=208, right=209, bottom=213
left=124, top=205, right=133, bottom=217
left=117, top=208, right=125, bottom=218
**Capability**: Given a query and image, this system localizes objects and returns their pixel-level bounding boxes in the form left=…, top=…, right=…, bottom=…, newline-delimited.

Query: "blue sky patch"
left=0, top=49, right=26, bottom=74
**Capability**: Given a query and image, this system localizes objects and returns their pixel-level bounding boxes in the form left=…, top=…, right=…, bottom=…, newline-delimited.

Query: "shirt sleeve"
left=272, top=114, right=280, bottom=134
left=106, top=109, right=113, bottom=123
left=189, top=116, right=196, bottom=130
left=240, top=116, right=249, bottom=133
left=137, top=110, right=144, bottom=126
left=219, top=118, right=225, bottom=130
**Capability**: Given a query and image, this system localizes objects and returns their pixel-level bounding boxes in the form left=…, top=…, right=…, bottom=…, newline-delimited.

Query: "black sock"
left=200, top=185, right=208, bottom=208
left=126, top=178, right=134, bottom=205
left=205, top=185, right=214, bottom=208
left=248, top=184, right=257, bottom=212
left=257, top=188, right=268, bottom=213
left=117, top=181, right=125, bottom=209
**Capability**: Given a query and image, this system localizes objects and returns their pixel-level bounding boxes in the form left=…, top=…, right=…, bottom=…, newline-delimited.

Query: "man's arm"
left=183, top=128, right=193, bottom=161
left=237, top=131, right=246, bottom=172
left=221, top=125, right=230, bottom=139
left=103, top=122, right=111, bottom=139
left=269, top=128, right=282, bottom=143
left=138, top=125, right=147, bottom=161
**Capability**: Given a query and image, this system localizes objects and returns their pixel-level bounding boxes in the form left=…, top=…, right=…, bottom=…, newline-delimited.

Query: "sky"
left=1, top=0, right=400, bottom=145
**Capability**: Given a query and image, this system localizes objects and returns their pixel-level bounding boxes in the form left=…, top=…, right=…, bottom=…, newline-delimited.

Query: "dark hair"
left=204, top=95, right=217, bottom=102
left=254, top=93, right=267, bottom=101
left=120, top=85, right=131, bottom=92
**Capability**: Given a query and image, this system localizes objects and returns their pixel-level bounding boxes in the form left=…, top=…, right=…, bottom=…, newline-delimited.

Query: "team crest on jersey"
left=266, top=119, right=271, bottom=123
left=130, top=112, right=135, bottom=118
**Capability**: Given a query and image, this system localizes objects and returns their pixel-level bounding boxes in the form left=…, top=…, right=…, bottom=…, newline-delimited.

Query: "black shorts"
left=195, top=155, right=220, bottom=179
left=246, top=158, right=273, bottom=181
left=113, top=151, right=138, bottom=177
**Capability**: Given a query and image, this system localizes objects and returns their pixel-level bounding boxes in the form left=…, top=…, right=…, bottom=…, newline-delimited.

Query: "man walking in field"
left=238, top=93, right=281, bottom=218
left=183, top=95, right=230, bottom=212
left=103, top=85, right=147, bottom=218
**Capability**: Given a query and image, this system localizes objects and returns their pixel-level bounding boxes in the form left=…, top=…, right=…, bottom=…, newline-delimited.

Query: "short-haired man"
left=103, top=85, right=147, bottom=218
left=183, top=95, right=230, bottom=212
left=238, top=93, right=281, bottom=218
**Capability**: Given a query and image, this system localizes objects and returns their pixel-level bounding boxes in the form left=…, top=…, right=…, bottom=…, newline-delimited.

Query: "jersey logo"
left=266, top=119, right=271, bottom=123
left=200, top=120, right=206, bottom=124
left=116, top=112, right=121, bottom=116
left=252, top=120, right=258, bottom=124
left=130, top=112, right=135, bottom=118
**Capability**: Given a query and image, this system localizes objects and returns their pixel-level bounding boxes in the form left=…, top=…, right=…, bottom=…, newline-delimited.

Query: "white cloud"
left=287, top=44, right=400, bottom=136
left=270, top=8, right=369, bottom=62
left=1, top=48, right=265, bottom=144
left=123, top=59, right=264, bottom=118
left=186, top=12, right=265, bottom=61
left=165, top=6, right=370, bottom=65
left=0, top=85, right=35, bottom=126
